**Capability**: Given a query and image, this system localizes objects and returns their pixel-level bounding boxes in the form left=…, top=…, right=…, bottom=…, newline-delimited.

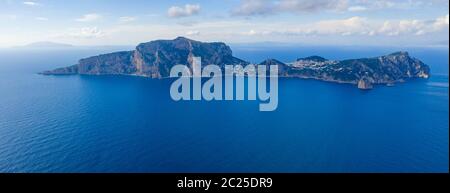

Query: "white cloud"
left=64, top=27, right=105, bottom=39
left=75, top=13, right=102, bottom=22
left=186, top=30, right=200, bottom=36
left=358, top=0, right=424, bottom=10
left=233, top=0, right=349, bottom=16
left=232, top=14, right=449, bottom=37
left=348, top=0, right=447, bottom=10
left=245, top=16, right=373, bottom=36
left=35, top=17, right=48, bottom=21
left=232, top=0, right=275, bottom=16
left=377, top=15, right=449, bottom=36
left=433, top=14, right=449, bottom=30
left=348, top=5, right=367, bottom=12
left=23, top=1, right=40, bottom=6
left=118, top=16, right=137, bottom=23
left=232, top=0, right=447, bottom=16
left=276, top=0, right=349, bottom=13
left=243, top=29, right=273, bottom=36
left=45, top=14, right=447, bottom=47
left=312, top=16, right=371, bottom=35
left=247, top=29, right=257, bottom=35
left=378, top=20, right=424, bottom=36
left=168, top=4, right=201, bottom=18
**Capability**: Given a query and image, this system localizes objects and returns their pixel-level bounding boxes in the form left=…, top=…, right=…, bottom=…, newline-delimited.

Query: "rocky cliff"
left=285, top=51, right=430, bottom=88
left=42, top=37, right=430, bottom=89
left=42, top=37, right=248, bottom=78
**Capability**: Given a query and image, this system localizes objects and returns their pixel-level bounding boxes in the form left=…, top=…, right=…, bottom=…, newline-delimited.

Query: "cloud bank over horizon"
left=0, top=0, right=448, bottom=47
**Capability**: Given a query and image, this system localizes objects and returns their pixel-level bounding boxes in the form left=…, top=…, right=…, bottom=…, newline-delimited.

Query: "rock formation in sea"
left=42, top=37, right=430, bottom=89
left=283, top=51, right=430, bottom=89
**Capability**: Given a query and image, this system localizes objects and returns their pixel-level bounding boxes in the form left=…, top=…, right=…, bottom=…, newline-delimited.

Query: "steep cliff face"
left=41, top=51, right=135, bottom=75
left=133, top=37, right=248, bottom=77
left=77, top=51, right=135, bottom=75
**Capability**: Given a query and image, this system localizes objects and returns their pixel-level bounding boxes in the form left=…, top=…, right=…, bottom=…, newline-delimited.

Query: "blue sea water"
left=0, top=46, right=448, bottom=173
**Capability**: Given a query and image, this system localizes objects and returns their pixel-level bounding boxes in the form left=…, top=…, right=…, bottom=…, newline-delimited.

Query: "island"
left=41, top=37, right=430, bottom=89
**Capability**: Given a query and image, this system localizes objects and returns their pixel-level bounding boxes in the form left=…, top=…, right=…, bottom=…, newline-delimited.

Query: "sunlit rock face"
left=133, top=37, right=248, bottom=77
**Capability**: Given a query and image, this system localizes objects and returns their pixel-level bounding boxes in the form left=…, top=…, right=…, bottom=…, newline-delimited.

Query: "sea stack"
left=358, top=79, right=374, bottom=90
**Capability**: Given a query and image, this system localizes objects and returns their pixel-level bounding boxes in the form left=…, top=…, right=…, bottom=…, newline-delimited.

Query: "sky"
left=0, top=0, right=448, bottom=47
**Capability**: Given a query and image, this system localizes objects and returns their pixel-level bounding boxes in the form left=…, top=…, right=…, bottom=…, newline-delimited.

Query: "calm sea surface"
left=0, top=46, right=448, bottom=172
